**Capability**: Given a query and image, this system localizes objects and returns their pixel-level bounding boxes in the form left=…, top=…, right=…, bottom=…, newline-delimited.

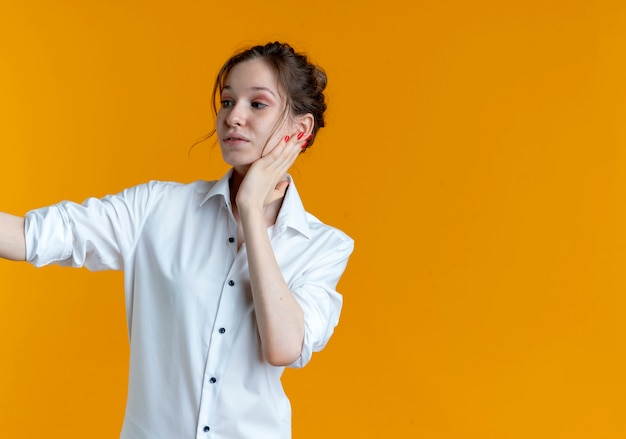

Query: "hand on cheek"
left=238, top=132, right=311, bottom=211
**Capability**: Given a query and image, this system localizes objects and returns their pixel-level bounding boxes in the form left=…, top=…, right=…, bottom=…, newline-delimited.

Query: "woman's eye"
left=221, top=100, right=233, bottom=108
left=251, top=102, right=267, bottom=109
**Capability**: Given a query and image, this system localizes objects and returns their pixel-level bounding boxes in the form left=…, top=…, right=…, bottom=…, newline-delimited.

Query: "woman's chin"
left=222, top=152, right=258, bottom=170
left=223, top=159, right=253, bottom=175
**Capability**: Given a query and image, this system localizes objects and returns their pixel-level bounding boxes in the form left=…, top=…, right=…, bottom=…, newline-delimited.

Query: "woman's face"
left=216, top=58, right=292, bottom=171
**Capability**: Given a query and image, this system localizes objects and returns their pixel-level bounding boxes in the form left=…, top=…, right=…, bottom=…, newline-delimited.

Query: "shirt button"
left=203, top=426, right=210, bottom=432
left=219, top=327, right=226, bottom=334
left=228, top=237, right=235, bottom=243
left=210, top=377, right=217, bottom=383
left=228, top=280, right=235, bottom=286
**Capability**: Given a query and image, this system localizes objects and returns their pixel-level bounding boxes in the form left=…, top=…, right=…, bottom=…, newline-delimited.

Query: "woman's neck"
left=228, top=169, right=286, bottom=228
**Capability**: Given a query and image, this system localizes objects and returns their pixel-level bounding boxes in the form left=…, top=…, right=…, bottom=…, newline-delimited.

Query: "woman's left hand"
left=236, top=132, right=309, bottom=212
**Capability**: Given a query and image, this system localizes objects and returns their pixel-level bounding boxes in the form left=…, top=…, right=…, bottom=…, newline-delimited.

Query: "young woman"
left=0, top=42, right=353, bottom=438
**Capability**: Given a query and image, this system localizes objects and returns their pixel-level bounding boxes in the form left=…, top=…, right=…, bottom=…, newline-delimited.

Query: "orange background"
left=2, top=0, right=626, bottom=438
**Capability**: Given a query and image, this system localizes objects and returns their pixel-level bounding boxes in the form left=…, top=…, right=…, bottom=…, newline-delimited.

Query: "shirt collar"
left=276, top=175, right=311, bottom=239
left=199, top=168, right=233, bottom=207
left=198, top=169, right=311, bottom=239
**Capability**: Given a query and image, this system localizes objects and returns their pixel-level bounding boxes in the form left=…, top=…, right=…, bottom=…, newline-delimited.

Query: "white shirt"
left=24, top=170, right=353, bottom=439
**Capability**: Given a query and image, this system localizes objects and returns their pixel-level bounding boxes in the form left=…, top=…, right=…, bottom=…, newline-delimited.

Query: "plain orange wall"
left=2, top=0, right=626, bottom=438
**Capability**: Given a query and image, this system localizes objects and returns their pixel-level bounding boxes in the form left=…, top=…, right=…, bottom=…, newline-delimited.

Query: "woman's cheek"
left=261, top=132, right=286, bottom=157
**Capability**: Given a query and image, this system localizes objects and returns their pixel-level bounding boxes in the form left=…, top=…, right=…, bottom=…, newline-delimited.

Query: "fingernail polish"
left=306, top=134, right=313, bottom=140
left=301, top=141, right=308, bottom=149
left=297, top=132, right=304, bottom=140
left=284, top=135, right=290, bottom=142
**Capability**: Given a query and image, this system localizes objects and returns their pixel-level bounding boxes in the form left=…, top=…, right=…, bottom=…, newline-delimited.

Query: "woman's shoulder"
left=304, top=212, right=354, bottom=248
left=123, top=179, right=218, bottom=197
left=104, top=179, right=221, bottom=212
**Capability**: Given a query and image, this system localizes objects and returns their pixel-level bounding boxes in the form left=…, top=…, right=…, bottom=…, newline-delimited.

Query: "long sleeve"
left=24, top=182, right=160, bottom=270
left=287, top=226, right=354, bottom=368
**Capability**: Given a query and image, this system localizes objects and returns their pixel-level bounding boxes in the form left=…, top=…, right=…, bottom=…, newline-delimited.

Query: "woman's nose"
left=226, top=103, right=245, bottom=127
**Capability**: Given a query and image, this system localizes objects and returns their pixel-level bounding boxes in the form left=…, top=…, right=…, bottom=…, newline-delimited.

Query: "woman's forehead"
left=223, top=59, right=282, bottom=94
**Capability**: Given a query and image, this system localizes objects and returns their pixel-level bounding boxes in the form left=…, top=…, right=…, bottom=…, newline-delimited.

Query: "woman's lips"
left=223, top=135, right=249, bottom=146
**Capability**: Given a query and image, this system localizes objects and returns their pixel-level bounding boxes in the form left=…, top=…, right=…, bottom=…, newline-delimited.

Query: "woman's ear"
left=293, top=113, right=314, bottom=136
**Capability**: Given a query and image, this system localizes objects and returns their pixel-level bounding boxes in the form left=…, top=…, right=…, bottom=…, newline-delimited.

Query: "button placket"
left=197, top=247, right=247, bottom=437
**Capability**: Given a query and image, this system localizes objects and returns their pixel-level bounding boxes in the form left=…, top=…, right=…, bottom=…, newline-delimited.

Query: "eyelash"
left=220, top=100, right=268, bottom=109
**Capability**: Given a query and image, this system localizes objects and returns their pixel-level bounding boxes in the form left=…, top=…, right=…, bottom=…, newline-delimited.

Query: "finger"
left=276, top=131, right=310, bottom=154
left=299, top=133, right=312, bottom=152
left=261, top=133, right=296, bottom=158
left=271, top=141, right=301, bottom=176
left=280, top=132, right=309, bottom=159
left=262, top=133, right=302, bottom=171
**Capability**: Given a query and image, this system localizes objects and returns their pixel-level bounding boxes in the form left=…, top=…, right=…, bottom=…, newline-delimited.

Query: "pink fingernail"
left=284, top=135, right=290, bottom=142
left=306, top=134, right=312, bottom=140
left=297, top=132, right=304, bottom=140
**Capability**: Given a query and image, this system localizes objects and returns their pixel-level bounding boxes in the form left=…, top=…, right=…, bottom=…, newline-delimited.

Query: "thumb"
left=274, top=180, right=290, bottom=196
left=267, top=180, right=290, bottom=205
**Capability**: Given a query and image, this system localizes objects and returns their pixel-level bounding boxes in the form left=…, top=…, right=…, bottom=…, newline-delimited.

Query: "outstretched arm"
left=0, top=213, right=25, bottom=261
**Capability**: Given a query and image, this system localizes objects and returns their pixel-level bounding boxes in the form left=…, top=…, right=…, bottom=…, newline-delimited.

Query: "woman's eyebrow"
left=250, top=86, right=277, bottom=97
left=222, top=85, right=277, bottom=97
